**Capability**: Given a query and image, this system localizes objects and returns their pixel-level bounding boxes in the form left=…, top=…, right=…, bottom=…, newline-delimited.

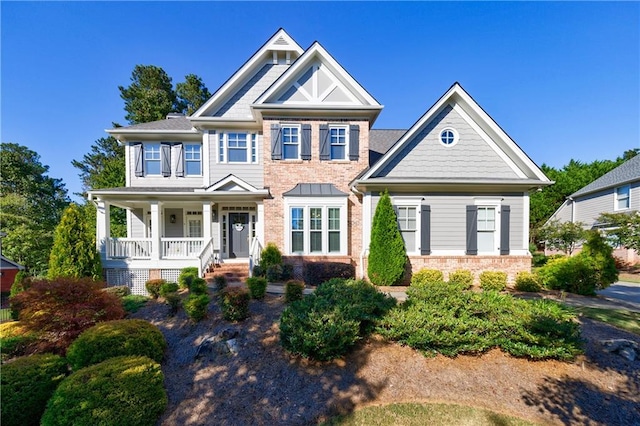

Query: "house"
left=0, top=232, right=25, bottom=293
left=87, top=29, right=551, bottom=294
left=547, top=154, right=640, bottom=263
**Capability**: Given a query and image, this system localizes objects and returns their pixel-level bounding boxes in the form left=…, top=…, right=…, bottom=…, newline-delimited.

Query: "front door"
left=229, top=213, right=249, bottom=258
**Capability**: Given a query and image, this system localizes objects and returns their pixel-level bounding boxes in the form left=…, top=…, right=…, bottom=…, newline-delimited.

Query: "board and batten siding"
left=376, top=105, right=519, bottom=179
left=127, top=143, right=203, bottom=188
left=207, top=132, right=264, bottom=188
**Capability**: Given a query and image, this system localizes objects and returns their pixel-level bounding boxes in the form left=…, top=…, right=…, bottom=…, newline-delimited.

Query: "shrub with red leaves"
left=12, top=277, right=125, bottom=353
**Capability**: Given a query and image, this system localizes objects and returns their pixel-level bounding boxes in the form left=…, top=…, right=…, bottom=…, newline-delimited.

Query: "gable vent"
left=274, top=36, right=288, bottom=45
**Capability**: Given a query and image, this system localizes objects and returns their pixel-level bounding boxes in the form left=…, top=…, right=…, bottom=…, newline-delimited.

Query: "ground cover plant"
left=122, top=295, right=149, bottom=313
left=377, top=280, right=582, bottom=360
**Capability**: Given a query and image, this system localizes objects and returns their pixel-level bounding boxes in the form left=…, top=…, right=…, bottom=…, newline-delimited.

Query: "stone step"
left=205, top=262, right=250, bottom=283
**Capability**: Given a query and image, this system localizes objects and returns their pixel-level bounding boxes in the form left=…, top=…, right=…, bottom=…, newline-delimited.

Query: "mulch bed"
left=131, top=292, right=640, bottom=426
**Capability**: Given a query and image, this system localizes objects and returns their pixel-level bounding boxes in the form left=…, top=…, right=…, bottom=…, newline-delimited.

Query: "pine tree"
left=48, top=204, right=102, bottom=280
left=367, top=190, right=407, bottom=286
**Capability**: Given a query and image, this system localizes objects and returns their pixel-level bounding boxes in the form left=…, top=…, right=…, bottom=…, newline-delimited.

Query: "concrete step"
left=205, top=262, right=250, bottom=283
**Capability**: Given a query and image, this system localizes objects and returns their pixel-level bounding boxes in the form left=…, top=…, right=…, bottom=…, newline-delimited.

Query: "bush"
left=303, top=261, right=355, bottom=287
left=102, top=285, right=131, bottom=299
left=145, top=279, right=165, bottom=299
left=213, top=274, right=227, bottom=290
left=41, top=356, right=167, bottom=426
left=66, top=319, right=166, bottom=370
left=281, top=264, right=294, bottom=281
left=581, top=230, right=618, bottom=289
left=252, top=265, right=265, bottom=278
left=514, top=271, right=542, bottom=292
left=447, top=269, right=474, bottom=289
left=1, top=354, right=68, bottom=426
left=220, top=287, right=250, bottom=322
left=183, top=294, right=210, bottom=322
left=247, top=276, right=267, bottom=300
left=532, top=252, right=549, bottom=267
left=165, top=293, right=181, bottom=316
left=259, top=243, right=282, bottom=270
left=368, top=190, right=407, bottom=286
left=9, top=271, right=30, bottom=320
left=280, top=279, right=395, bottom=360
left=0, top=322, right=39, bottom=359
left=178, top=267, right=199, bottom=289
left=538, top=256, right=599, bottom=295
left=479, top=271, right=507, bottom=292
left=411, top=269, right=444, bottom=286
left=285, top=280, right=305, bottom=303
left=406, top=280, right=468, bottom=302
left=12, top=278, right=124, bottom=352
left=159, top=282, right=179, bottom=298
left=122, top=295, right=148, bottom=313
left=189, top=277, right=209, bottom=295
left=266, top=264, right=283, bottom=282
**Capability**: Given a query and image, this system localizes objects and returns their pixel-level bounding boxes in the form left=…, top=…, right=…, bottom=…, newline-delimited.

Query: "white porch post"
left=96, top=200, right=110, bottom=258
left=256, top=201, right=265, bottom=244
left=150, top=201, right=162, bottom=261
left=203, top=202, right=212, bottom=240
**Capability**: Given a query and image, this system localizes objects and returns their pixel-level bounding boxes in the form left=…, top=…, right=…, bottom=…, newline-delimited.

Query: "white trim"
left=390, top=197, right=422, bottom=255
left=125, top=143, right=131, bottom=186
left=183, top=143, right=203, bottom=177
left=362, top=192, right=372, bottom=251
left=523, top=192, right=530, bottom=251
left=281, top=124, right=301, bottom=160
left=328, top=124, right=349, bottom=160
left=205, top=174, right=262, bottom=193
left=203, top=131, right=211, bottom=187
left=216, top=131, right=258, bottom=164
left=439, top=127, right=459, bottom=147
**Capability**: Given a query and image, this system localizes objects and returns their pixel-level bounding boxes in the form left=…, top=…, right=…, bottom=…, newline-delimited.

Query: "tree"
left=538, top=220, right=587, bottom=255
left=176, top=74, right=212, bottom=115
left=119, top=65, right=178, bottom=124
left=48, top=203, right=102, bottom=280
left=598, top=212, right=640, bottom=252
left=368, top=190, right=407, bottom=286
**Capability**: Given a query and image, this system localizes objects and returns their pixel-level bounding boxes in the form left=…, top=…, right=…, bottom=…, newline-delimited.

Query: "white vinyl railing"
left=248, top=237, right=263, bottom=277
left=198, top=238, right=217, bottom=276
left=107, top=238, right=152, bottom=259
left=162, top=238, right=205, bottom=258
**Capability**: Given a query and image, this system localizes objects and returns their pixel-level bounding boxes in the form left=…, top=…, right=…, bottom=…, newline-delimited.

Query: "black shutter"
left=319, top=124, right=330, bottom=160
left=161, top=143, right=171, bottom=177
left=349, top=124, right=360, bottom=161
left=301, top=124, right=311, bottom=160
left=500, top=205, right=510, bottom=255
left=466, top=205, right=478, bottom=255
left=270, top=124, right=282, bottom=160
left=420, top=204, right=431, bottom=255
left=133, top=143, right=143, bottom=177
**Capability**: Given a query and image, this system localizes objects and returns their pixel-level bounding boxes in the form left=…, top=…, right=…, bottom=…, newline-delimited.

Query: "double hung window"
left=287, top=204, right=345, bottom=255
left=396, top=206, right=417, bottom=252
left=282, top=126, right=300, bottom=160
left=615, top=185, right=630, bottom=210
left=144, top=144, right=161, bottom=175
left=184, top=144, right=201, bottom=175
left=329, top=126, right=347, bottom=160
left=218, top=133, right=257, bottom=163
left=477, top=207, right=496, bottom=253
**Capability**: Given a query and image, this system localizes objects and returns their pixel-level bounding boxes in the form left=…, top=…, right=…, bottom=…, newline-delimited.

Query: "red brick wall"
left=1, top=268, right=19, bottom=293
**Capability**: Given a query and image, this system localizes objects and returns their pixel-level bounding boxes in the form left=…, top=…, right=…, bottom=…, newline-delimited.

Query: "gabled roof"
left=202, top=174, right=266, bottom=194
left=571, top=155, right=640, bottom=198
left=358, top=83, right=551, bottom=185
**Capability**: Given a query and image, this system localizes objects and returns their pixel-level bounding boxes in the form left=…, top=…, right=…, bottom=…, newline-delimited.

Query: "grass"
left=0, top=308, right=11, bottom=322
left=574, top=306, right=640, bottom=335
left=323, top=402, right=538, bottom=426
left=618, top=273, right=640, bottom=284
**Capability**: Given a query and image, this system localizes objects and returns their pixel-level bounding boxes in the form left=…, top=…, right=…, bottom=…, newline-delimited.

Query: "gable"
left=273, top=61, right=358, bottom=105
left=375, top=105, right=519, bottom=179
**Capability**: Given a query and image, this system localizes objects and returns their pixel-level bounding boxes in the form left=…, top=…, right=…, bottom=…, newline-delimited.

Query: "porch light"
left=170, top=214, right=177, bottom=223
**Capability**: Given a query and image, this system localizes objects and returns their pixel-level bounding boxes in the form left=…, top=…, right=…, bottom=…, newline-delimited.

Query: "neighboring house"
left=87, top=29, right=551, bottom=294
left=0, top=232, right=25, bottom=293
left=547, top=155, right=640, bottom=263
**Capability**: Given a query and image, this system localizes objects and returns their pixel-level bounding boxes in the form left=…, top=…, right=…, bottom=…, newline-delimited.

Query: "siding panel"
left=208, top=133, right=264, bottom=188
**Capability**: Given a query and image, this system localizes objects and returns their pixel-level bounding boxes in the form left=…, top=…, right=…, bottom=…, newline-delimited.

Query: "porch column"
left=150, top=201, right=162, bottom=261
left=256, top=201, right=265, bottom=245
left=96, top=200, right=110, bottom=257
left=203, top=202, right=212, bottom=240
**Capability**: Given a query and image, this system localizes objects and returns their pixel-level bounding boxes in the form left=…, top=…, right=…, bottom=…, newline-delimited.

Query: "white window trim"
left=144, top=143, right=162, bottom=176
left=474, top=198, right=501, bottom=255
left=284, top=197, right=348, bottom=256
left=391, top=197, right=422, bottom=255
left=328, top=124, right=349, bottom=161
left=439, top=127, right=459, bottom=147
left=281, top=124, right=301, bottom=161
left=217, top=132, right=258, bottom=164
left=614, top=184, right=630, bottom=211
left=183, top=143, right=203, bottom=176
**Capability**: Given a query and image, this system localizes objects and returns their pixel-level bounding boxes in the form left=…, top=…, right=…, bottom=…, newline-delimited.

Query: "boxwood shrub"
left=284, top=280, right=305, bottom=303
left=0, top=322, right=39, bottom=360
left=144, top=279, right=165, bottom=299
left=183, top=293, right=210, bottom=322
left=303, top=261, right=355, bottom=286
left=479, top=271, right=507, bottom=292
left=189, top=277, right=209, bottom=295
left=247, top=276, right=268, bottom=300
left=41, top=356, right=167, bottom=426
left=447, top=269, right=474, bottom=289
left=66, top=319, right=166, bottom=370
left=411, top=269, right=444, bottom=286
left=178, top=267, right=199, bottom=289
left=514, top=271, right=542, bottom=292
left=159, top=282, right=179, bottom=298
left=1, top=353, right=68, bottom=426
left=220, top=287, right=250, bottom=322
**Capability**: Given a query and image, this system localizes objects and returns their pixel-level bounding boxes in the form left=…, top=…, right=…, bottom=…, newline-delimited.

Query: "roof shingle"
left=572, top=155, right=640, bottom=197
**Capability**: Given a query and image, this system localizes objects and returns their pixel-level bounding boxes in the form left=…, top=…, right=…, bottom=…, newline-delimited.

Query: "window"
left=396, top=206, right=417, bottom=251
left=218, top=133, right=258, bottom=163
left=329, top=126, right=347, bottom=160
left=291, top=207, right=304, bottom=253
left=144, top=144, right=161, bottom=175
left=477, top=207, right=496, bottom=253
left=615, top=185, right=630, bottom=210
left=286, top=203, right=346, bottom=255
left=440, top=128, right=458, bottom=146
left=282, top=125, right=300, bottom=160
left=310, top=208, right=322, bottom=252
left=328, top=207, right=341, bottom=252
left=184, top=144, right=201, bottom=176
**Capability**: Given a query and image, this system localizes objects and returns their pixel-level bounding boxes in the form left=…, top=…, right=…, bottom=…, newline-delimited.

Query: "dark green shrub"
left=246, top=276, right=267, bottom=300
left=122, top=295, right=148, bottom=313
left=266, top=264, right=283, bottom=282
left=183, top=294, right=210, bottom=322
left=479, top=271, right=507, bottom=292
left=538, top=256, right=599, bottom=295
left=303, top=261, right=355, bottom=286
left=259, top=243, right=282, bottom=270
left=285, top=280, right=305, bottom=303
left=411, top=269, right=444, bottom=286
left=581, top=230, right=618, bottom=289
left=532, top=252, right=549, bottom=267
left=144, top=279, right=165, bottom=299
left=189, top=277, right=208, bottom=295
left=178, top=267, right=199, bottom=289
left=252, top=265, right=265, bottom=278
left=213, top=274, right=227, bottom=290
left=281, top=264, right=294, bottom=281
left=447, top=269, right=474, bottom=289
left=66, top=319, right=165, bottom=370
left=165, top=293, right=181, bottom=316
left=514, top=271, right=542, bottom=292
left=102, top=285, right=131, bottom=298
left=220, top=287, right=250, bottom=322
left=41, top=356, right=167, bottom=426
left=9, top=271, right=30, bottom=320
left=406, top=280, right=467, bottom=302
left=159, top=282, right=179, bottom=298
left=1, top=354, right=68, bottom=426
left=367, top=190, right=407, bottom=286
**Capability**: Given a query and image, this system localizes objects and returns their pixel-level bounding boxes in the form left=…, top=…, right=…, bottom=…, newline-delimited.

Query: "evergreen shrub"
left=178, top=267, right=199, bottom=289
left=538, top=256, right=598, bottom=295
left=281, top=264, right=294, bottom=281
left=259, top=243, right=282, bottom=270
left=0, top=322, right=39, bottom=359
left=246, top=276, right=267, bottom=300
left=479, top=271, right=507, bottom=292
left=252, top=265, right=265, bottom=278
left=102, top=285, right=131, bottom=299
left=447, top=269, right=474, bottom=289
left=581, top=230, right=618, bottom=288
left=183, top=294, right=210, bottom=322
left=266, top=264, right=283, bottom=282
left=285, top=280, right=305, bottom=303
left=9, top=271, right=30, bottom=320
left=188, top=278, right=208, bottom=295
left=159, top=282, right=179, bottom=298
left=411, top=269, right=444, bottom=286
left=514, top=271, right=542, bottom=292
left=165, top=293, right=181, bottom=316
left=303, top=261, right=355, bottom=286
left=213, top=274, right=227, bottom=290
left=220, top=287, right=250, bottom=322
left=144, top=279, right=165, bottom=299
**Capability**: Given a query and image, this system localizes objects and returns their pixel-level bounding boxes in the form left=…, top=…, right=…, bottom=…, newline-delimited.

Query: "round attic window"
left=440, top=128, right=459, bottom=146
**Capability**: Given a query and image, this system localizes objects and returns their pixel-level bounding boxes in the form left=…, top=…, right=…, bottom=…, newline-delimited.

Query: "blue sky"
left=2, top=2, right=639, bottom=201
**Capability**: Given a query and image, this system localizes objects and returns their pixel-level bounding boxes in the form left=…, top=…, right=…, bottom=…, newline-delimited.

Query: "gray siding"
left=632, top=181, right=640, bottom=211
left=164, top=209, right=184, bottom=237
left=130, top=209, right=146, bottom=238
left=208, top=133, right=264, bottom=188
left=575, top=190, right=614, bottom=226
left=376, top=105, right=519, bottom=179
left=128, top=143, right=203, bottom=188
left=549, top=201, right=573, bottom=223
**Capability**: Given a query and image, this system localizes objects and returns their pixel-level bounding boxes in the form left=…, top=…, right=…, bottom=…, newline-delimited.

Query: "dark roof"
left=90, top=187, right=199, bottom=193
left=572, top=155, right=640, bottom=198
left=283, top=183, right=348, bottom=197
left=110, top=117, right=194, bottom=132
left=1, top=255, right=25, bottom=270
left=369, top=129, right=406, bottom=166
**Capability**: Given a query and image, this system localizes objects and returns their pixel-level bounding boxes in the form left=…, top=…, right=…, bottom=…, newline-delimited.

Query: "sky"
left=2, top=1, right=639, bottom=202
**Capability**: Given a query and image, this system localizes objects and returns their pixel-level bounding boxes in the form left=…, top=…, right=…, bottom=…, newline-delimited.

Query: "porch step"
left=205, top=262, right=250, bottom=283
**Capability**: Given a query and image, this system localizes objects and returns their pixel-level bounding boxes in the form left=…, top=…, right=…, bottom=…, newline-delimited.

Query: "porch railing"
left=162, top=238, right=205, bottom=259
left=198, top=238, right=216, bottom=277
left=107, top=238, right=152, bottom=259
left=248, top=237, right=263, bottom=277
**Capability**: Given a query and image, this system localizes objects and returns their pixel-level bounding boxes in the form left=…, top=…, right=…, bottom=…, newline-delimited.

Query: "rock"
left=600, top=339, right=638, bottom=361
left=619, top=347, right=636, bottom=362
left=226, top=338, right=239, bottom=354
left=219, top=327, right=239, bottom=340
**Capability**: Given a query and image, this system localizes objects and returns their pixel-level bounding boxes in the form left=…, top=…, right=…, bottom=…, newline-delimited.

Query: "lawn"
left=574, top=306, right=640, bottom=335
left=618, top=273, right=640, bottom=284
left=324, top=402, right=538, bottom=426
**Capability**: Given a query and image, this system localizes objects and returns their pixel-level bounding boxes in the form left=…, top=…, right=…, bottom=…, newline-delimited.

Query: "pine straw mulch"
left=131, top=293, right=640, bottom=426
